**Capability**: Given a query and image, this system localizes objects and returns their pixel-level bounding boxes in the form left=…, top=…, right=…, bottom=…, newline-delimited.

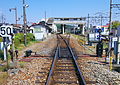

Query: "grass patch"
left=27, top=41, right=42, bottom=46
left=0, top=72, right=8, bottom=85
left=72, top=34, right=86, bottom=45
left=0, top=65, right=8, bottom=72
left=16, top=41, right=41, bottom=51
left=17, top=44, right=25, bottom=51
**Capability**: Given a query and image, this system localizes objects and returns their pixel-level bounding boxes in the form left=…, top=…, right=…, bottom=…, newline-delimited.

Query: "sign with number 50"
left=0, top=25, right=13, bottom=37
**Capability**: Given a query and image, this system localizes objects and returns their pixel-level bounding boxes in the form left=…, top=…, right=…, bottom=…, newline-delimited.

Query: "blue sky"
left=0, top=0, right=120, bottom=25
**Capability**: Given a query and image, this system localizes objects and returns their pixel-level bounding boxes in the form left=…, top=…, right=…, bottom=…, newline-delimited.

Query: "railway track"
left=45, top=34, right=86, bottom=85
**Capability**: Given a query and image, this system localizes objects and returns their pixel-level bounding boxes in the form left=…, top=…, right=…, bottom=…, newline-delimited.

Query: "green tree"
left=112, top=21, right=120, bottom=29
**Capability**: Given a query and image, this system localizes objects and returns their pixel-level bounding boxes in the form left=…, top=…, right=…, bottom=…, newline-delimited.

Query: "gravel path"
left=18, top=34, right=57, bottom=57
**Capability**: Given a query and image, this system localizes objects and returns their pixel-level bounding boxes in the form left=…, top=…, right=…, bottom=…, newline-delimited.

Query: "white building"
left=30, top=24, right=51, bottom=40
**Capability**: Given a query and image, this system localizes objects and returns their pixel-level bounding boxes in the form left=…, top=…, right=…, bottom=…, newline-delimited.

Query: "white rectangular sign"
left=0, top=25, right=13, bottom=37
left=112, top=37, right=117, bottom=41
left=89, top=33, right=99, bottom=42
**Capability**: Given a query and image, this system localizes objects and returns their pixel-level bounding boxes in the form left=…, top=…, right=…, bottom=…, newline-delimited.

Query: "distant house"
left=30, top=22, right=52, bottom=40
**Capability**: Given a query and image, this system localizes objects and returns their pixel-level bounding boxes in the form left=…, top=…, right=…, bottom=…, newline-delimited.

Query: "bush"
left=0, top=37, right=2, bottom=42
left=14, top=33, right=24, bottom=48
left=26, top=33, right=35, bottom=43
left=14, top=33, right=35, bottom=49
left=0, top=65, right=8, bottom=72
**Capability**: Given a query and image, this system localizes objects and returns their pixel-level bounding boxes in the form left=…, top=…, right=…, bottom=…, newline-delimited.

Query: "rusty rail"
left=46, top=34, right=86, bottom=85
left=45, top=45, right=60, bottom=85
left=60, top=35, right=86, bottom=85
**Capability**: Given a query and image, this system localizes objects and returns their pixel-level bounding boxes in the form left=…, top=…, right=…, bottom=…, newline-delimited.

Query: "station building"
left=30, top=21, right=52, bottom=40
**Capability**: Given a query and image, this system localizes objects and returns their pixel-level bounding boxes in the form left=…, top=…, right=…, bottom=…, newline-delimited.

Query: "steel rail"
left=46, top=34, right=86, bottom=85
left=45, top=46, right=59, bottom=85
left=68, top=45, right=86, bottom=85
left=60, top=35, right=86, bottom=85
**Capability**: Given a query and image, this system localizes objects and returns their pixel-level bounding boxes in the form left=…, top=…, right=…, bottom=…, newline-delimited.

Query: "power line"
left=87, top=13, right=109, bottom=26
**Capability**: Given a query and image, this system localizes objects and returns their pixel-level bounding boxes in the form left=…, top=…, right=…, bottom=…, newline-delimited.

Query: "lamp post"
left=1, top=14, right=6, bottom=23
left=9, top=8, right=17, bottom=26
left=9, top=8, right=17, bottom=66
left=23, top=0, right=29, bottom=46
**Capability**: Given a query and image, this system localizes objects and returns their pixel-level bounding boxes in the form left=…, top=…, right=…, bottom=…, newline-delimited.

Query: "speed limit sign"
left=0, top=25, right=13, bottom=37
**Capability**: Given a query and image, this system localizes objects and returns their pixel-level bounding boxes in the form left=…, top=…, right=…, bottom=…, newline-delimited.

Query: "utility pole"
left=23, top=0, right=27, bottom=46
left=87, top=14, right=90, bottom=29
left=1, top=14, right=5, bottom=24
left=45, top=11, right=46, bottom=25
left=88, top=14, right=109, bottom=26
left=96, top=12, right=105, bottom=27
left=9, top=8, right=18, bottom=26
left=100, top=16, right=103, bottom=27
left=1, top=14, right=4, bottom=23
left=107, top=0, right=120, bottom=64
left=15, top=8, right=17, bottom=26
left=107, top=0, right=112, bottom=63
left=109, top=0, right=112, bottom=36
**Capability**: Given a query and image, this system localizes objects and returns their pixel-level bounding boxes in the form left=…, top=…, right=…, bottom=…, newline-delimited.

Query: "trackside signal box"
left=96, top=42, right=103, bottom=57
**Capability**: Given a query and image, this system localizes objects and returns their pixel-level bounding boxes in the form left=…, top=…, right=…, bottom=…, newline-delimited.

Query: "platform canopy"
left=47, top=17, right=86, bottom=25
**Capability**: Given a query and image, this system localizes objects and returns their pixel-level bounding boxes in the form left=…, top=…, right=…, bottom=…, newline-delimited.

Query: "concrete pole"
left=63, top=24, right=65, bottom=34
left=78, top=24, right=80, bottom=29
left=45, top=11, right=46, bottom=25
left=87, top=14, right=90, bottom=29
left=9, top=8, right=18, bottom=27
left=82, top=25, right=85, bottom=35
left=3, top=39, right=7, bottom=61
left=52, top=23, right=57, bottom=33
left=23, top=0, right=27, bottom=46
left=117, top=37, right=120, bottom=64
left=107, top=0, right=112, bottom=63
left=101, top=16, right=103, bottom=27
left=1, top=14, right=4, bottom=23
left=15, top=8, right=17, bottom=27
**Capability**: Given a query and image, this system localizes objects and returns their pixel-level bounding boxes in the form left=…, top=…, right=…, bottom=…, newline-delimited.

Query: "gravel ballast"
left=6, top=34, right=120, bottom=85
left=70, top=35, right=120, bottom=85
